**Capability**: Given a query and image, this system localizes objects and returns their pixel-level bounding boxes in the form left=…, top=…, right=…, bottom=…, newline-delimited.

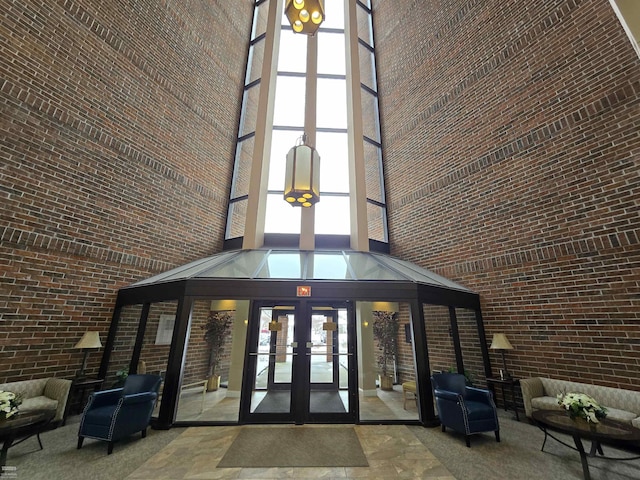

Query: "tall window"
left=226, top=0, right=387, bottom=248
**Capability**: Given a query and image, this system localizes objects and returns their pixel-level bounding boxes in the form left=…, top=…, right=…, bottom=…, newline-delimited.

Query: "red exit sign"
left=296, top=286, right=311, bottom=297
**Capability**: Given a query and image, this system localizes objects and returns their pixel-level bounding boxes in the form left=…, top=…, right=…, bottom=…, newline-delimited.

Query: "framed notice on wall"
left=155, top=314, right=175, bottom=345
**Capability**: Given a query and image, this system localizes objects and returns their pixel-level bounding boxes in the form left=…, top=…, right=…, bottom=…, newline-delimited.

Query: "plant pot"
left=379, top=374, right=394, bottom=391
left=207, top=375, right=221, bottom=392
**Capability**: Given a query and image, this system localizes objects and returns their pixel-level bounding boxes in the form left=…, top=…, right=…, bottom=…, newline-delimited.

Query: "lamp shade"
left=489, top=333, right=513, bottom=350
left=284, top=135, right=320, bottom=207
left=285, top=0, right=324, bottom=35
left=74, top=331, right=103, bottom=349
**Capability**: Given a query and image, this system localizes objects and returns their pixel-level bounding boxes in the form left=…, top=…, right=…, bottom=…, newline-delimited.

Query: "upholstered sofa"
left=520, top=377, right=640, bottom=428
left=0, top=378, right=72, bottom=425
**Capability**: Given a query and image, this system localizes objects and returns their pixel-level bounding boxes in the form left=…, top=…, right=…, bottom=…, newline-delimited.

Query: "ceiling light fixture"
left=284, top=0, right=324, bottom=35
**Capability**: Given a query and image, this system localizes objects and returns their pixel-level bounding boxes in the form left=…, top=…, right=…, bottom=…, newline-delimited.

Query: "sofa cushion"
left=531, top=396, right=564, bottom=412
left=540, top=378, right=640, bottom=415
left=0, top=378, right=48, bottom=400
left=603, top=407, right=638, bottom=424
left=19, top=396, right=58, bottom=413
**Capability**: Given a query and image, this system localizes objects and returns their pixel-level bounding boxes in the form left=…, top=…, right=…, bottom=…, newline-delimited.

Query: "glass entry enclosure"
left=241, top=301, right=357, bottom=424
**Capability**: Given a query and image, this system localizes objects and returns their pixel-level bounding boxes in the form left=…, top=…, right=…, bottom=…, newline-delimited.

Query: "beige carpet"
left=216, top=426, right=368, bottom=467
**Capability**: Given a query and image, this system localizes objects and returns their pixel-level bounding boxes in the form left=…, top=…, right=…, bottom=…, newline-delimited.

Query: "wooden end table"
left=486, top=376, right=520, bottom=421
left=65, top=377, right=104, bottom=420
left=0, top=409, right=55, bottom=467
left=532, top=409, right=640, bottom=480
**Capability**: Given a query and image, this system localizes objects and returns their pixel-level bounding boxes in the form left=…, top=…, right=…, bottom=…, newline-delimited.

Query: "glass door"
left=241, top=300, right=356, bottom=424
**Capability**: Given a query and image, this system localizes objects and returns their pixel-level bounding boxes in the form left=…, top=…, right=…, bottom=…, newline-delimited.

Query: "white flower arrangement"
left=557, top=392, right=607, bottom=424
left=0, top=390, right=22, bottom=420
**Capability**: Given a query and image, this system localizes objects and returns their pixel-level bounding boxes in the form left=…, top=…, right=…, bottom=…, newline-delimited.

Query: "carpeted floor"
left=216, top=426, right=367, bottom=467
left=4, top=411, right=640, bottom=479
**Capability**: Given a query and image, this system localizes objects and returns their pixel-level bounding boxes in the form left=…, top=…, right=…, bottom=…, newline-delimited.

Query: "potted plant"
left=201, top=311, right=233, bottom=391
left=372, top=311, right=399, bottom=391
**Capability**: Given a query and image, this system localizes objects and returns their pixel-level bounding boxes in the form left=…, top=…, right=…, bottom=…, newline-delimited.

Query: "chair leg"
left=141, top=428, right=147, bottom=438
left=77, top=437, right=84, bottom=450
left=495, top=430, right=501, bottom=443
left=108, top=441, right=114, bottom=455
left=465, top=435, right=471, bottom=448
left=441, top=424, right=446, bottom=432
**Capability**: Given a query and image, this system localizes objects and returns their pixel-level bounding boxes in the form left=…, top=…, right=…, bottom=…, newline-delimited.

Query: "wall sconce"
left=489, top=333, right=514, bottom=380
left=74, top=331, right=103, bottom=379
left=285, top=0, right=324, bottom=35
left=284, top=134, right=320, bottom=207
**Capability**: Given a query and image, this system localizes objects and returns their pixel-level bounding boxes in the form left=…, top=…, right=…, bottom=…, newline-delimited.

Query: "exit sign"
left=297, top=286, right=311, bottom=297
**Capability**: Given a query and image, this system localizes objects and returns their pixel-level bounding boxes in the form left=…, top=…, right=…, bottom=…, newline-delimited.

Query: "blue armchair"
left=77, top=374, right=162, bottom=454
left=431, top=373, right=500, bottom=447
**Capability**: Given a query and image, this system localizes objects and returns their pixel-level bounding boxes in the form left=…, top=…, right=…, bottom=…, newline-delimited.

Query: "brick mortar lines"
left=55, top=0, right=239, bottom=144
left=388, top=80, right=640, bottom=211
left=434, top=227, right=640, bottom=278
left=380, top=0, right=585, bottom=144
left=1, top=79, right=228, bottom=204
left=1, top=225, right=175, bottom=273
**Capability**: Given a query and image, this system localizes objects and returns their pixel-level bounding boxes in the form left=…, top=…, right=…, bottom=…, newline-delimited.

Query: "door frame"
left=239, top=299, right=358, bottom=424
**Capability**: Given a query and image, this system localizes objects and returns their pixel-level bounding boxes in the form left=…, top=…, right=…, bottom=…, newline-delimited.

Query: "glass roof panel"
left=376, top=255, right=471, bottom=291
left=131, top=251, right=238, bottom=286
left=203, top=250, right=266, bottom=278
left=345, top=251, right=404, bottom=280
left=310, top=252, right=352, bottom=279
left=256, top=251, right=304, bottom=278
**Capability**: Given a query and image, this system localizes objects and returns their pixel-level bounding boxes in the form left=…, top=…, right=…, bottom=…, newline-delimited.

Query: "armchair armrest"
left=434, top=389, right=462, bottom=403
left=87, top=388, right=123, bottom=409
left=122, top=392, right=158, bottom=405
left=465, top=386, right=493, bottom=403
left=519, top=377, right=544, bottom=418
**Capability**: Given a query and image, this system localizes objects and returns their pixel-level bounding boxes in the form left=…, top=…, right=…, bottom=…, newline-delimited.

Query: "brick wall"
left=374, top=0, right=640, bottom=390
left=0, top=0, right=253, bottom=382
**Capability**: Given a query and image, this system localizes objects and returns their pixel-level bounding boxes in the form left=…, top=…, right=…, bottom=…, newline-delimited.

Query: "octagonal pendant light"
left=285, top=0, right=324, bottom=35
left=284, top=134, right=320, bottom=208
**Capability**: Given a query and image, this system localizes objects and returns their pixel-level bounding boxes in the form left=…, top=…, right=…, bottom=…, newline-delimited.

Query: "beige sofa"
left=520, top=377, right=640, bottom=428
left=0, top=378, right=72, bottom=425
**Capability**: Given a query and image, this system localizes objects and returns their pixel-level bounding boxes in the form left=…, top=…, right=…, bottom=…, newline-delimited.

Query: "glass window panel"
left=424, top=304, right=456, bottom=374
left=231, top=137, right=254, bottom=198
left=268, top=130, right=302, bottom=190
left=273, top=75, right=306, bottom=127
left=247, top=39, right=265, bottom=85
left=318, top=32, right=345, bottom=75
left=310, top=252, right=351, bottom=279
left=356, top=2, right=373, bottom=47
left=317, top=78, right=347, bottom=129
left=361, top=87, right=380, bottom=142
left=278, top=29, right=307, bottom=73
left=315, top=195, right=350, bottom=235
left=366, top=202, right=386, bottom=243
left=316, top=131, right=349, bottom=193
left=321, top=0, right=345, bottom=30
left=363, top=141, right=382, bottom=202
left=357, top=302, right=419, bottom=421
left=346, top=252, right=404, bottom=280
left=358, top=43, right=375, bottom=91
left=253, top=1, right=270, bottom=40
left=265, top=193, right=301, bottom=233
left=205, top=250, right=266, bottom=278
left=175, top=300, right=245, bottom=422
left=239, top=84, right=260, bottom=137
left=226, top=198, right=247, bottom=239
left=255, top=252, right=303, bottom=278
left=455, top=308, right=487, bottom=390
left=107, top=304, right=143, bottom=388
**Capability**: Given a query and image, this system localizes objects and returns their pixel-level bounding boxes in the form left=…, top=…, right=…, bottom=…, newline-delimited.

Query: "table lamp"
left=489, top=333, right=514, bottom=379
left=74, top=331, right=103, bottom=379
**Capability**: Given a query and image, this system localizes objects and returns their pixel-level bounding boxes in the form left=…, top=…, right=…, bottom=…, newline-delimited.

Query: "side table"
left=486, top=376, right=520, bottom=421
left=65, top=377, right=104, bottom=421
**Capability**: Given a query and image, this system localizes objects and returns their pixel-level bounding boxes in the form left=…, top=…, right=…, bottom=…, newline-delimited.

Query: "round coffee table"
left=532, top=409, right=640, bottom=480
left=0, top=409, right=55, bottom=467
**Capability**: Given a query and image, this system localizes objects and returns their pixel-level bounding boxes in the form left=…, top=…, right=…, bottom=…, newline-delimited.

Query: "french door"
left=240, top=300, right=357, bottom=424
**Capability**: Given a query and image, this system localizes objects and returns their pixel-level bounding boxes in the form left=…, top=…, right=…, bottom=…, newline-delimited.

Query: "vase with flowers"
left=557, top=392, right=607, bottom=424
left=0, top=390, right=22, bottom=421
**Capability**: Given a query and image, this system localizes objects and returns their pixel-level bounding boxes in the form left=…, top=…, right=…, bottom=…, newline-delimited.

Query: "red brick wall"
left=0, top=0, right=252, bottom=382
left=374, top=0, right=640, bottom=390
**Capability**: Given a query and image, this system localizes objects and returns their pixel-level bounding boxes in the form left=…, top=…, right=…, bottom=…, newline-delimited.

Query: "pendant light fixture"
left=284, top=0, right=325, bottom=35
left=284, top=134, right=320, bottom=208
